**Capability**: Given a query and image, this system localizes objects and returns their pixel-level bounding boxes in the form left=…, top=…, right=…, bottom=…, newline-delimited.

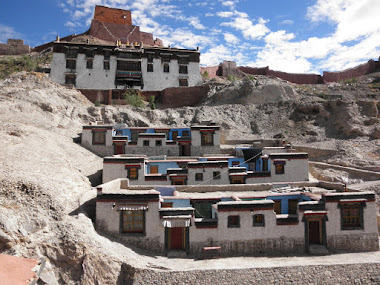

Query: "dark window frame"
left=179, top=65, right=188, bottom=74
left=201, top=132, right=214, bottom=146
left=147, top=63, right=153, bottom=72
left=228, top=215, right=240, bottom=228
left=86, top=58, right=93, bottom=69
left=92, top=130, right=106, bottom=145
left=195, top=173, right=203, bottom=181
left=103, top=60, right=110, bottom=70
left=65, top=73, right=76, bottom=85
left=66, top=59, right=76, bottom=69
left=179, top=78, right=188, bottom=87
left=127, top=167, right=139, bottom=180
left=340, top=202, right=365, bottom=230
left=155, top=140, right=162, bottom=146
left=120, top=210, right=146, bottom=235
left=213, top=171, right=221, bottom=179
left=253, top=214, right=265, bottom=227
left=163, top=63, right=170, bottom=73
left=143, top=140, right=150, bottom=146
left=275, top=163, right=285, bottom=174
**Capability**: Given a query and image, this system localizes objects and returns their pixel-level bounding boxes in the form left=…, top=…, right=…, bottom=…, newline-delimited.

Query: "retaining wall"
left=160, top=85, right=209, bottom=108
left=200, top=65, right=220, bottom=79
left=0, top=39, right=30, bottom=55
left=125, top=262, right=380, bottom=284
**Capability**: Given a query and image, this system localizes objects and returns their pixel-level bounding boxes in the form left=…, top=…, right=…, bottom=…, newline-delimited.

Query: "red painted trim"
left=188, top=165, right=226, bottom=169
left=97, top=199, right=159, bottom=202
left=92, top=129, right=108, bottom=132
left=276, top=222, right=299, bottom=226
left=195, top=225, right=218, bottom=229
left=218, top=208, right=273, bottom=212
left=303, top=212, right=327, bottom=216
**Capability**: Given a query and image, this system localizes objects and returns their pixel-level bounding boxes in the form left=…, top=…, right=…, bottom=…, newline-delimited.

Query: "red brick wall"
left=78, top=89, right=111, bottom=104
left=323, top=60, right=378, bottom=83
left=239, top=66, right=322, bottom=84
left=94, top=5, right=132, bottom=25
left=161, top=85, right=210, bottom=108
left=200, top=65, right=220, bottom=78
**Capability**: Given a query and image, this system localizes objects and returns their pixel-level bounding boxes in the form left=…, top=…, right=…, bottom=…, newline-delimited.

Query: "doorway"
left=308, top=220, right=321, bottom=244
left=169, top=227, right=185, bottom=250
left=179, top=144, right=191, bottom=156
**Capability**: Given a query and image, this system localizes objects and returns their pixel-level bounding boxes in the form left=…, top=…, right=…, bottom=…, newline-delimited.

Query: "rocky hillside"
left=0, top=72, right=379, bottom=283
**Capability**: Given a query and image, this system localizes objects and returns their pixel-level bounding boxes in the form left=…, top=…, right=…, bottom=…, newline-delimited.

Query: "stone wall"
left=127, top=263, right=380, bottom=284
left=323, top=59, right=379, bottom=83
left=200, top=65, right=220, bottom=79
left=0, top=39, right=30, bottom=55
left=327, top=233, right=379, bottom=252
left=78, top=89, right=112, bottom=104
left=94, top=5, right=132, bottom=26
left=161, top=85, right=209, bottom=108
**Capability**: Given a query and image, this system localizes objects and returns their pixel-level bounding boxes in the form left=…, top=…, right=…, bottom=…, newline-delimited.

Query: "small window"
left=341, top=204, right=363, bottom=230
left=104, top=50, right=111, bottom=60
left=150, top=165, right=159, bottom=174
left=182, top=130, right=190, bottom=137
left=172, top=131, right=178, bottom=141
left=231, top=161, right=240, bottom=167
left=92, top=131, right=105, bottom=145
left=66, top=48, right=77, bottom=58
left=103, top=60, right=110, bottom=70
left=178, top=56, right=189, bottom=65
left=143, top=140, right=149, bottom=146
left=121, top=210, right=144, bottom=234
left=228, top=215, right=240, bottom=228
left=275, top=163, right=285, bottom=174
left=147, top=53, right=154, bottom=63
left=179, top=78, right=188, bottom=86
left=195, top=173, right=203, bottom=181
left=128, top=168, right=138, bottom=180
left=179, top=65, right=188, bottom=74
left=201, top=132, right=213, bottom=146
left=86, top=58, right=93, bottom=69
left=253, top=214, right=265, bottom=227
left=213, top=171, right=221, bottom=179
left=155, top=140, right=162, bottom=146
left=163, top=63, right=170, bottom=73
left=65, top=73, right=76, bottom=85
left=147, top=63, right=153, bottom=72
left=66, top=59, right=76, bottom=69
left=231, top=177, right=245, bottom=184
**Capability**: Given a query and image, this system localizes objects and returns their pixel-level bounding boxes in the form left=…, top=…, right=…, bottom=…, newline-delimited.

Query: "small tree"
left=202, top=70, right=209, bottom=79
left=124, top=89, right=145, bottom=108
left=149, top=95, right=156, bottom=110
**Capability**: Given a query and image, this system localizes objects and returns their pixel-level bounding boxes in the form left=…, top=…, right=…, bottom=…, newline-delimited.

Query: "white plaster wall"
left=75, top=54, right=116, bottom=89
left=325, top=201, right=379, bottom=236
left=187, top=167, right=229, bottom=185
left=96, top=200, right=164, bottom=242
left=190, top=130, right=220, bottom=147
left=50, top=53, right=117, bottom=89
left=270, top=158, right=309, bottom=182
left=50, top=53, right=66, bottom=85
left=124, top=145, right=179, bottom=156
left=189, top=209, right=304, bottom=243
left=81, top=129, right=114, bottom=157
left=103, top=163, right=127, bottom=183
left=141, top=58, right=201, bottom=91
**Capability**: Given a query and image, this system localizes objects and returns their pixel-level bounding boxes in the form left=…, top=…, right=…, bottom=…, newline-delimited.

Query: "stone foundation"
left=190, top=237, right=304, bottom=257
left=129, top=263, right=380, bottom=284
left=327, top=233, right=379, bottom=252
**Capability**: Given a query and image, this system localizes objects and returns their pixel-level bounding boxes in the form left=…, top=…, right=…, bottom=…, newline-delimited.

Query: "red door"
left=170, top=227, right=184, bottom=250
left=115, top=145, right=124, bottom=154
left=308, top=220, right=321, bottom=244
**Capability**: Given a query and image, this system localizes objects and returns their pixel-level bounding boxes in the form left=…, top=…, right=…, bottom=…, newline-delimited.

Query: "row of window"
left=66, top=59, right=110, bottom=70
left=120, top=204, right=364, bottom=235
left=147, top=63, right=188, bottom=74
left=143, top=140, right=162, bottom=146
left=195, top=172, right=221, bottom=181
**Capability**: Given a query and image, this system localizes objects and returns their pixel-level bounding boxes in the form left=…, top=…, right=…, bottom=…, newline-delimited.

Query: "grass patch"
left=124, top=89, right=146, bottom=108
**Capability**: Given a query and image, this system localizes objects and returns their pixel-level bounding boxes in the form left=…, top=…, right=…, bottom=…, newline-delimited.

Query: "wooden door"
left=274, top=200, right=282, bottom=214
left=115, top=144, right=124, bottom=154
left=288, top=199, right=298, bottom=214
left=170, top=227, right=184, bottom=250
left=308, top=220, right=321, bottom=244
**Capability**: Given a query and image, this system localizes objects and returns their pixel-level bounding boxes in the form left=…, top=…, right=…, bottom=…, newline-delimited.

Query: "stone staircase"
left=309, top=244, right=329, bottom=255
left=167, top=250, right=188, bottom=258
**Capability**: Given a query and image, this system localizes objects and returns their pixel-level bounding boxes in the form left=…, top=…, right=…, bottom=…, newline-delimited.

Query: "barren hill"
left=0, top=72, right=379, bottom=283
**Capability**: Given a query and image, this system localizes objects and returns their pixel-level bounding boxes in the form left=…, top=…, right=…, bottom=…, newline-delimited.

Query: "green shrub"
left=227, top=74, right=237, bottom=82
left=149, top=95, right=156, bottom=110
left=124, top=89, right=145, bottom=108
left=202, top=70, right=209, bottom=79
left=94, top=101, right=101, bottom=107
left=342, top=77, right=357, bottom=85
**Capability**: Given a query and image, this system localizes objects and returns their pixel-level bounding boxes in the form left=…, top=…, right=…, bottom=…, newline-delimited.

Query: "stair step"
left=167, top=250, right=187, bottom=258
left=309, top=244, right=329, bottom=255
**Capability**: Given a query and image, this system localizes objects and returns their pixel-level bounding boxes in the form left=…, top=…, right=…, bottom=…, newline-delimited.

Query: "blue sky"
left=1, top=0, right=380, bottom=74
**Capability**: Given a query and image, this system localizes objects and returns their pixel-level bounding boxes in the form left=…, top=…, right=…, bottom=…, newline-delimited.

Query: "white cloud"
left=201, top=44, right=247, bottom=66
left=217, top=11, right=234, bottom=18
left=221, top=17, right=270, bottom=40
left=279, top=19, right=294, bottom=25
left=224, top=32, right=239, bottom=44
left=222, top=1, right=235, bottom=7
left=159, top=28, right=214, bottom=49
left=264, top=30, right=294, bottom=45
left=0, top=24, right=22, bottom=43
left=186, top=16, right=206, bottom=30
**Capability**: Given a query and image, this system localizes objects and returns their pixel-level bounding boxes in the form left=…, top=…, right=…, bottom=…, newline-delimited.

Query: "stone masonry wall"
left=0, top=39, right=30, bottom=55
left=327, top=233, right=379, bottom=252
left=128, top=263, right=380, bottom=284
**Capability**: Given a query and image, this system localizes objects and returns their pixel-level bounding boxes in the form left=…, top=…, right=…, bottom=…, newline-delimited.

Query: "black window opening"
left=179, top=78, right=188, bottom=86
left=179, top=65, right=188, bottom=74
left=92, top=131, right=106, bottom=145
left=155, top=140, right=162, bottom=146
left=253, top=214, right=265, bottom=227
left=143, top=140, right=149, bottom=146
left=163, top=63, right=170, bottom=73
left=66, top=59, right=76, bottom=69
left=65, top=74, right=76, bottom=85
left=213, top=171, right=221, bottom=179
left=103, top=60, right=110, bottom=70
left=86, top=58, right=93, bottom=69
left=201, top=132, right=213, bottom=146
left=147, top=63, right=153, bottom=72
left=195, top=173, right=203, bottom=181
left=147, top=53, right=154, bottom=63
left=178, top=56, right=189, bottom=65
left=103, top=50, right=111, bottom=60
left=117, top=61, right=141, bottom=71
left=66, top=48, right=78, bottom=58
left=127, top=168, right=139, bottom=180
left=228, top=215, right=240, bottom=228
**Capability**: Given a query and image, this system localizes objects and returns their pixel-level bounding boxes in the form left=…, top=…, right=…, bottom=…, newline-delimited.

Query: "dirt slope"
left=0, top=72, right=379, bottom=283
